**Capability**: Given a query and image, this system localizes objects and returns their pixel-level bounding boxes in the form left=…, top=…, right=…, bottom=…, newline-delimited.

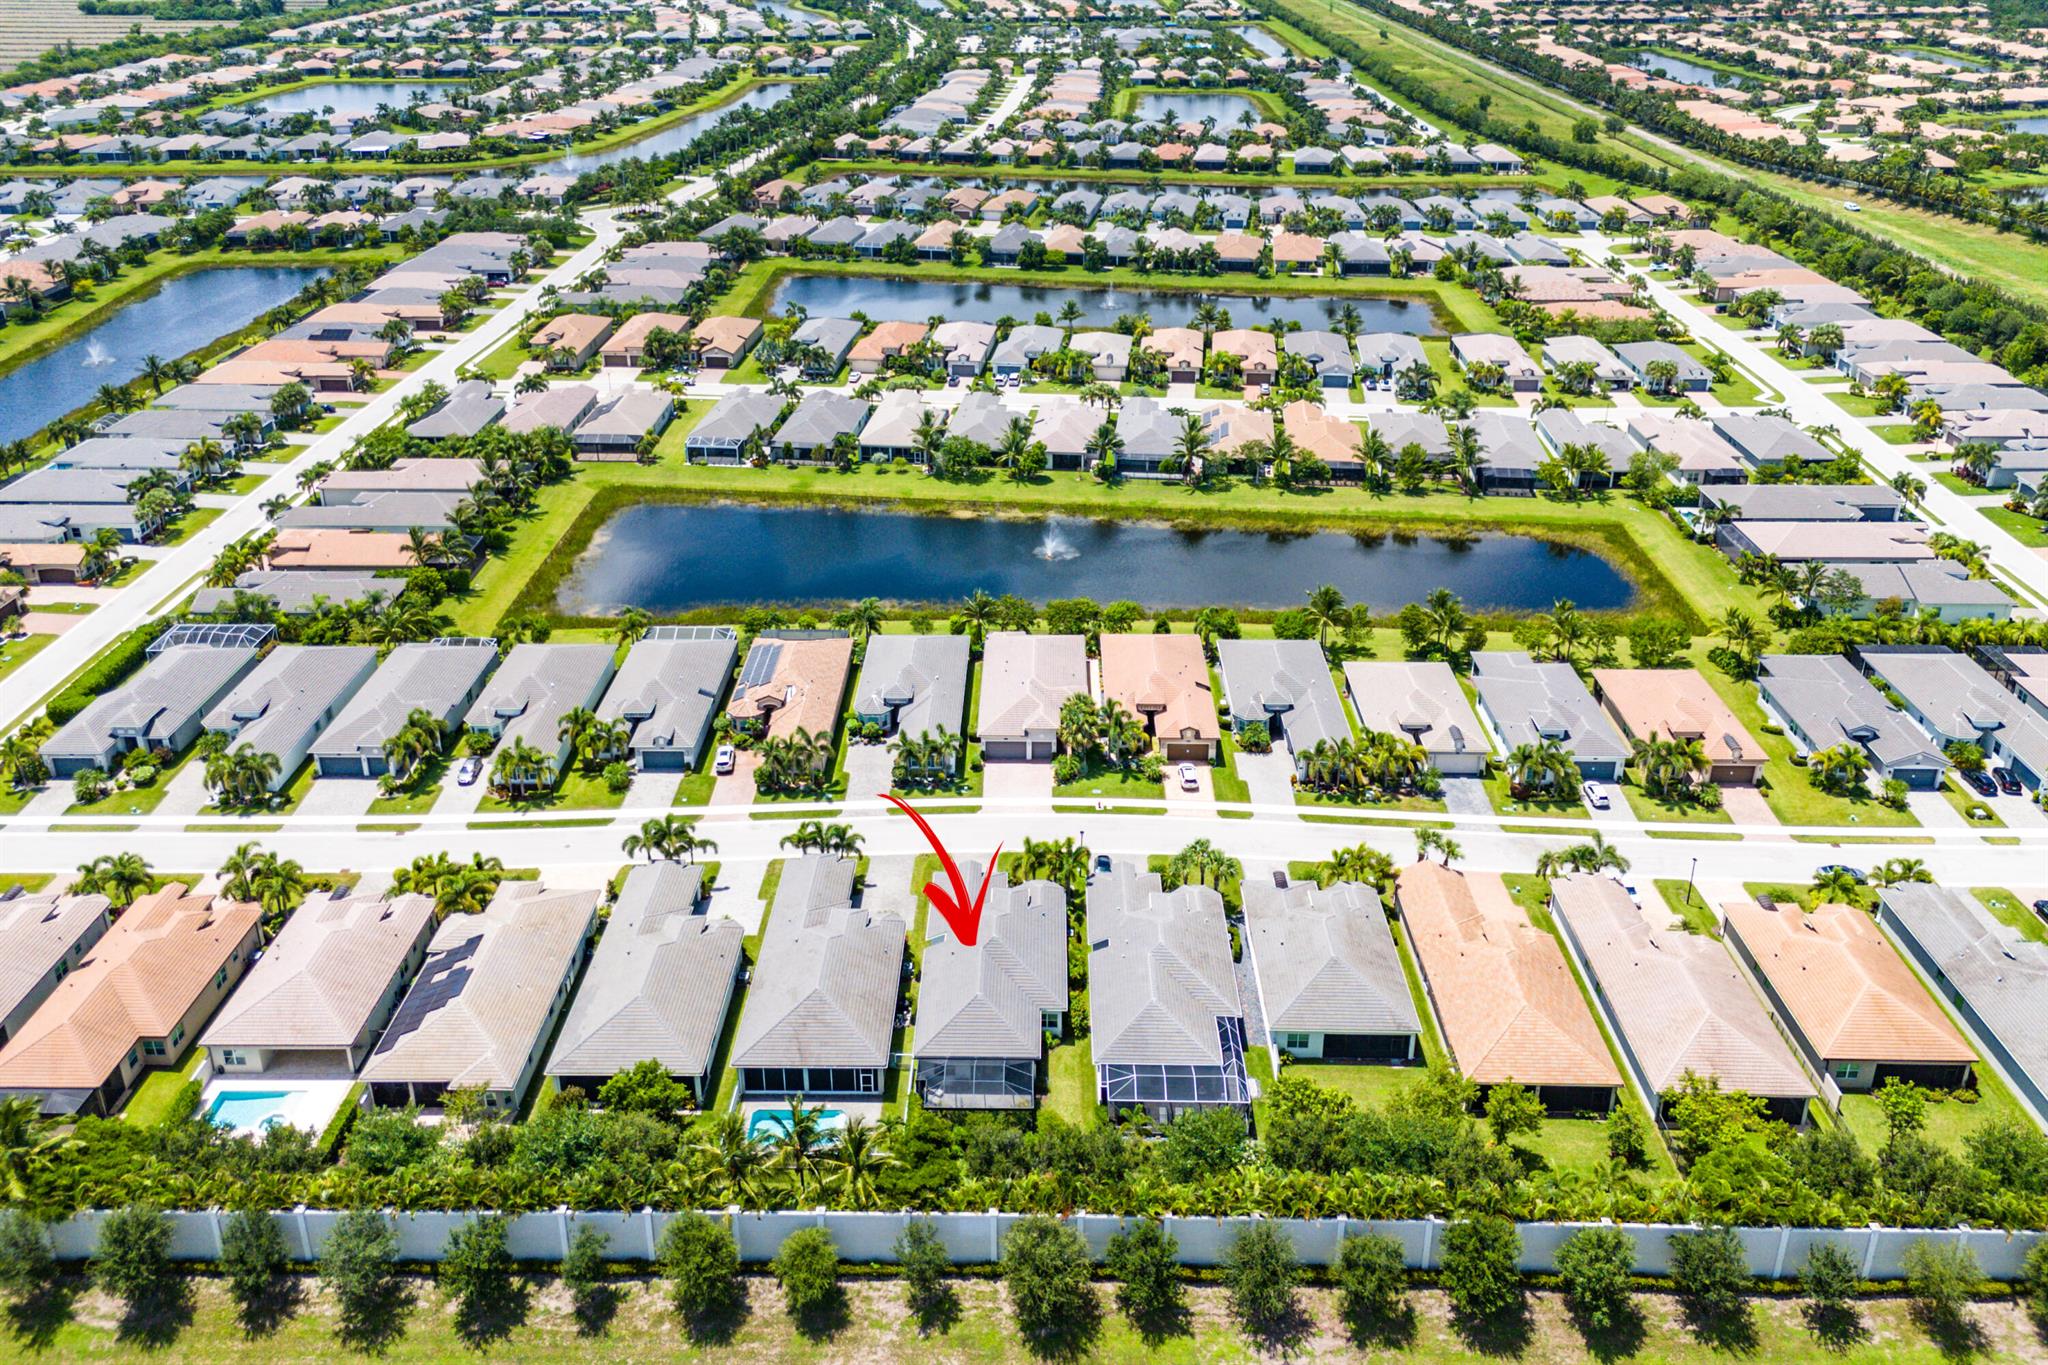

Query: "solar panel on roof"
left=738, top=641, right=783, bottom=689
left=373, top=936, right=481, bottom=1054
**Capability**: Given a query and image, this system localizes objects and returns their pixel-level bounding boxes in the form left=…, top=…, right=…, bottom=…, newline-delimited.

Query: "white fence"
left=42, top=1210, right=2043, bottom=1282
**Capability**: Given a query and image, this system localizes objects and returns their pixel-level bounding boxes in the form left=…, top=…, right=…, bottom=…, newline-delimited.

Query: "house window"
left=1282, top=1033, right=1312, bottom=1051
left=142, top=1040, right=166, bottom=1058
left=1042, top=1011, right=1061, bottom=1032
left=1832, top=1062, right=1862, bottom=1082
left=214, top=967, right=229, bottom=988
left=126, top=1049, right=139, bottom=1069
left=52, top=962, right=67, bottom=983
left=170, top=1025, right=184, bottom=1046
left=222, top=1050, right=248, bottom=1068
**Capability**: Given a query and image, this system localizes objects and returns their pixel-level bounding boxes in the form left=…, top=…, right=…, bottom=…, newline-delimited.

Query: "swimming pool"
left=206, top=1090, right=299, bottom=1131
left=746, top=1106, right=847, bottom=1144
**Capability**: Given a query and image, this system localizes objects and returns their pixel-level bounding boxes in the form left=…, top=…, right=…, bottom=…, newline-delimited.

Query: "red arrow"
left=881, top=793, right=1000, bottom=947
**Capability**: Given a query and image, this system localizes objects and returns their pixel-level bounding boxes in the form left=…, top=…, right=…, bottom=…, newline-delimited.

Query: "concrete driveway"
left=843, top=744, right=895, bottom=803
left=982, top=761, right=1053, bottom=801
left=1907, top=790, right=1968, bottom=829
left=1440, top=776, right=1490, bottom=816
left=295, top=775, right=379, bottom=820
left=710, top=749, right=760, bottom=806
left=1165, top=764, right=1213, bottom=804
left=1235, top=750, right=1299, bottom=814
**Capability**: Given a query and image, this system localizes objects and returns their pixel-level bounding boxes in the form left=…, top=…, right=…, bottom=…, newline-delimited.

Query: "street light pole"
left=1685, top=856, right=1698, bottom=906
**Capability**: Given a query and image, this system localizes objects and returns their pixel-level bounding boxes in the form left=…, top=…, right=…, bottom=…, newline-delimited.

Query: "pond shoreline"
left=524, top=484, right=1671, bottom=629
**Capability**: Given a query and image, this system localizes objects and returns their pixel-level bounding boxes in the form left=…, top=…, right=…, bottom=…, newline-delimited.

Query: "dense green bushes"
left=44, top=620, right=169, bottom=726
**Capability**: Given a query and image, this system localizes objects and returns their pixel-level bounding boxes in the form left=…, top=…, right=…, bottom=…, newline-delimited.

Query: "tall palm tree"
left=773, top=1095, right=834, bottom=1200
left=830, top=1116, right=895, bottom=1210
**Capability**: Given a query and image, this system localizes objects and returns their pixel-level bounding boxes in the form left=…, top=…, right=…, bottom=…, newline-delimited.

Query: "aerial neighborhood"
left=4, top=0, right=2048, bottom=1358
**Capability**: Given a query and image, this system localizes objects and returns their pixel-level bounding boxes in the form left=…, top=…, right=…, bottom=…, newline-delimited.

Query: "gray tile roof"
left=313, top=639, right=499, bottom=762
left=1698, top=483, right=1904, bottom=521
left=361, top=882, right=597, bottom=1092
left=1880, top=884, right=2048, bottom=1101
left=192, top=571, right=389, bottom=616
left=545, top=863, right=742, bottom=1082
left=598, top=629, right=737, bottom=761
left=0, top=893, right=109, bottom=1030
left=42, top=644, right=260, bottom=763
left=1216, top=638, right=1350, bottom=755
left=1086, top=861, right=1241, bottom=1068
left=1342, top=660, right=1488, bottom=764
left=730, top=856, right=904, bottom=1069
left=689, top=391, right=785, bottom=446
left=773, top=391, right=870, bottom=450
left=464, top=642, right=616, bottom=752
left=912, top=869, right=1066, bottom=1060
left=203, top=645, right=378, bottom=767
left=853, top=633, right=969, bottom=738
left=1861, top=647, right=2048, bottom=778
left=276, top=492, right=464, bottom=532
left=199, top=893, right=438, bottom=1051
left=1551, top=874, right=1813, bottom=1100
left=1758, top=653, right=1949, bottom=772
left=1244, top=879, right=1419, bottom=1039
left=1470, top=651, right=1629, bottom=766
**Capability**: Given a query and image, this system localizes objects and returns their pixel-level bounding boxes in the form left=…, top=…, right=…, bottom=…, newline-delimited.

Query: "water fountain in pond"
left=1034, top=523, right=1080, bottom=561
left=83, top=340, right=113, bottom=367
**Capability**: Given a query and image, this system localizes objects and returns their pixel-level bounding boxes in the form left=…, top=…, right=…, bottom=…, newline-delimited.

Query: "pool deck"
left=200, top=1074, right=357, bottom=1136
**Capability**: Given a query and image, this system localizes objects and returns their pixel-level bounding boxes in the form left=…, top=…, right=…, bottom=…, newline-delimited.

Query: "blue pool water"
left=746, top=1106, right=847, bottom=1143
left=207, top=1090, right=296, bottom=1129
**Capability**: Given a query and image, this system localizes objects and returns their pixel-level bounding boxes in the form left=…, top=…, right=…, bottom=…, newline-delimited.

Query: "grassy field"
left=14, top=1273, right=2042, bottom=1364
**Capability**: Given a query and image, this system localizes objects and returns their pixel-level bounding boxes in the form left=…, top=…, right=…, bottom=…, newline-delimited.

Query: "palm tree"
left=696, top=1111, right=770, bottom=1203
left=834, top=597, right=885, bottom=642
left=772, top=1095, right=834, bottom=1200
left=831, top=1115, right=895, bottom=1210
left=77, top=851, right=154, bottom=908
left=1304, top=583, right=1347, bottom=650
left=1810, top=866, right=1864, bottom=906
left=613, top=606, right=651, bottom=648
left=622, top=814, right=714, bottom=863
left=1017, top=835, right=1089, bottom=897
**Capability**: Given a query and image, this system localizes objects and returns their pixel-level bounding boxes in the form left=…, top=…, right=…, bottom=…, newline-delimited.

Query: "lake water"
left=766, top=274, right=1441, bottom=334
left=1130, top=92, right=1262, bottom=126
left=1630, top=53, right=1731, bottom=89
left=557, top=504, right=1634, bottom=614
left=1233, top=26, right=1287, bottom=59
left=2006, top=116, right=2048, bottom=137
left=537, top=82, right=795, bottom=173
left=1903, top=47, right=1986, bottom=70
left=251, top=80, right=455, bottom=121
left=0, top=266, right=328, bottom=443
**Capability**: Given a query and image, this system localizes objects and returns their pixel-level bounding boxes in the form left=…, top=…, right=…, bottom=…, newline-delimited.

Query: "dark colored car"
left=2034, top=899, right=2048, bottom=923
left=1963, top=769, right=1998, bottom=797
left=1994, top=768, right=2023, bottom=796
left=1816, top=864, right=1865, bottom=883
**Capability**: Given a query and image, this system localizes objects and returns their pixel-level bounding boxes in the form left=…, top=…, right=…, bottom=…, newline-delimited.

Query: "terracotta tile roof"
left=0, top=886, right=259, bottom=1091
left=1395, top=863, right=1620, bottom=1089
left=1723, top=899, right=1973, bottom=1066
left=1098, top=632, right=1218, bottom=746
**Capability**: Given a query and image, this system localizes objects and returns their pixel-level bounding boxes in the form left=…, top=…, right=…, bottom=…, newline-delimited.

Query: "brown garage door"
left=1163, top=740, right=1212, bottom=763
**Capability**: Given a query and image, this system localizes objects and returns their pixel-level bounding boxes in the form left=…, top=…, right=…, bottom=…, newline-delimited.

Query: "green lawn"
left=1513, top=1116, right=1616, bottom=1176
left=1973, top=887, right=2048, bottom=945
left=1481, top=772, right=1590, bottom=820
left=1837, top=1062, right=2031, bottom=1156
left=1044, top=1037, right=1097, bottom=1126
left=118, top=1049, right=205, bottom=1127
left=1051, top=762, right=1162, bottom=800
left=1620, top=777, right=1734, bottom=827
left=1281, top=1060, right=1425, bottom=1109
left=364, top=753, right=449, bottom=817
left=158, top=505, right=224, bottom=547
left=64, top=747, right=197, bottom=818
left=0, top=632, right=55, bottom=687
left=1654, top=878, right=1722, bottom=937
left=475, top=768, right=628, bottom=816
left=1981, top=505, right=2048, bottom=548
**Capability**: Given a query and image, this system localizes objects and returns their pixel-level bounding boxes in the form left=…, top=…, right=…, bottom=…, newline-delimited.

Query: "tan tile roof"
left=1099, top=632, right=1219, bottom=747
left=1723, top=900, right=1973, bottom=1065
left=1591, top=667, right=1764, bottom=766
left=200, top=894, right=437, bottom=1051
left=0, top=886, right=259, bottom=1091
left=727, top=634, right=854, bottom=740
left=602, top=311, right=692, bottom=355
left=265, top=528, right=418, bottom=571
left=1395, top=863, right=1620, bottom=1089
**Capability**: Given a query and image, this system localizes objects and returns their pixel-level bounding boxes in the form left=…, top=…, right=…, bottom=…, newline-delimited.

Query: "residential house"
left=1723, top=897, right=1975, bottom=1093
left=1858, top=646, right=2048, bottom=790
left=1216, top=638, right=1350, bottom=775
left=689, top=315, right=762, bottom=369
left=529, top=313, right=614, bottom=369
left=201, top=892, right=438, bottom=1079
left=545, top=863, right=741, bottom=1103
left=852, top=634, right=970, bottom=767
left=912, top=869, right=1067, bottom=1109
left=1757, top=653, right=1951, bottom=789
left=1342, top=660, right=1489, bottom=776
left=0, top=892, right=112, bottom=1050
left=1087, top=862, right=1250, bottom=1123
left=1469, top=651, right=1629, bottom=781
left=978, top=632, right=1086, bottom=761
left=726, top=631, right=855, bottom=753
left=1551, top=875, right=1813, bottom=1124
left=1244, top=879, right=1422, bottom=1063
left=1098, top=632, right=1219, bottom=763
left=360, top=882, right=598, bottom=1113
left=731, top=856, right=904, bottom=1098
left=771, top=392, right=870, bottom=462
left=309, top=639, right=498, bottom=779
left=1450, top=333, right=1541, bottom=391
left=1880, top=885, right=2048, bottom=1121
left=598, top=626, right=738, bottom=772
left=40, top=643, right=261, bottom=777
left=1592, top=667, right=1766, bottom=785
left=686, top=391, right=784, bottom=464
left=572, top=391, right=674, bottom=459
left=600, top=311, right=692, bottom=368
left=0, top=886, right=261, bottom=1117
left=1614, top=340, right=1711, bottom=393
left=1395, top=862, right=1621, bottom=1112
left=201, top=645, right=378, bottom=793
left=462, top=643, right=617, bottom=792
